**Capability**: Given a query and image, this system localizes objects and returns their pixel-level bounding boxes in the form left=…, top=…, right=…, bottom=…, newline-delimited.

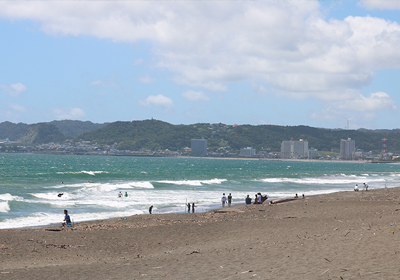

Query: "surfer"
left=118, top=191, right=122, bottom=198
left=149, top=205, right=153, bottom=214
left=58, top=193, right=63, bottom=197
left=192, top=203, right=196, bottom=213
left=124, top=192, right=128, bottom=197
left=187, top=203, right=191, bottom=213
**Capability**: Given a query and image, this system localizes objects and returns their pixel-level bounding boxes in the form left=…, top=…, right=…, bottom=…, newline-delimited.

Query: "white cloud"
left=9, top=103, right=27, bottom=112
left=0, top=82, right=27, bottom=97
left=1, top=1, right=399, bottom=114
left=51, top=107, right=86, bottom=119
left=181, top=90, right=210, bottom=102
left=140, top=94, right=174, bottom=111
left=337, top=91, right=397, bottom=112
left=138, top=74, right=156, bottom=84
left=360, top=0, right=400, bottom=10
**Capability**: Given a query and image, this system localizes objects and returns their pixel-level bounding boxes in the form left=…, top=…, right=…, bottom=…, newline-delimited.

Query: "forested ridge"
left=1, top=119, right=400, bottom=153
left=76, top=120, right=400, bottom=153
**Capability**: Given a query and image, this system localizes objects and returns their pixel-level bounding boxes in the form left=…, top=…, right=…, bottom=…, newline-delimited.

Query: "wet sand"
left=2, top=187, right=400, bottom=279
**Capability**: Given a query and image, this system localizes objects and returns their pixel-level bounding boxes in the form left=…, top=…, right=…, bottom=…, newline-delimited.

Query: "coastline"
left=2, top=187, right=400, bottom=279
left=2, top=151, right=387, bottom=164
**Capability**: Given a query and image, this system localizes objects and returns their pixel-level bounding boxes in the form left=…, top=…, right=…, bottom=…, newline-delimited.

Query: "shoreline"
left=2, top=187, right=378, bottom=230
left=2, top=187, right=400, bottom=279
left=3, top=151, right=392, bottom=164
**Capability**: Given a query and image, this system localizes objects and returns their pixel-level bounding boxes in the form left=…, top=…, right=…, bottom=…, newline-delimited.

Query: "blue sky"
left=1, top=0, right=400, bottom=129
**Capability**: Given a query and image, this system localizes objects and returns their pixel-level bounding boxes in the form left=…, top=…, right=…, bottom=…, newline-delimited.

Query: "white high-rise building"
left=340, top=138, right=355, bottom=159
left=239, top=147, right=256, bottom=157
left=281, top=139, right=309, bottom=159
left=191, top=139, right=207, bottom=156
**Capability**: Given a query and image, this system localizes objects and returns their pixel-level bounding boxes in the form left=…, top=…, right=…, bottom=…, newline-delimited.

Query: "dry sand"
left=2, top=187, right=400, bottom=279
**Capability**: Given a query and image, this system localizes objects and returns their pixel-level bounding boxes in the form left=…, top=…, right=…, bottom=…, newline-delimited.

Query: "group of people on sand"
left=354, top=183, right=369, bottom=192
left=245, top=192, right=268, bottom=205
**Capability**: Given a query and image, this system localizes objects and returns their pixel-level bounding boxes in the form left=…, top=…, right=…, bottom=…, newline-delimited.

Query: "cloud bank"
left=1, top=0, right=399, bottom=122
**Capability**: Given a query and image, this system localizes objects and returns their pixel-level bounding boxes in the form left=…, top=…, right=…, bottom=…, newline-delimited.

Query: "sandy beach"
left=2, top=187, right=400, bottom=279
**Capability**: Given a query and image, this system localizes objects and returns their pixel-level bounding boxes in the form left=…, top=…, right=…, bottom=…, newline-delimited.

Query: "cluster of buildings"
left=280, top=139, right=317, bottom=159
left=191, top=139, right=256, bottom=158
left=279, top=137, right=358, bottom=160
left=191, top=137, right=386, bottom=160
left=1, top=135, right=390, bottom=161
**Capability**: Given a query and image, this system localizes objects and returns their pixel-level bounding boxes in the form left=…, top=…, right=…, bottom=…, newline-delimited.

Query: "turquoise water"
left=1, top=153, right=399, bottom=228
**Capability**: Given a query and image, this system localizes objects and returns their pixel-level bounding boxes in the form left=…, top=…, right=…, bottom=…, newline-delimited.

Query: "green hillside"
left=76, top=120, right=400, bottom=153
left=1, top=119, right=399, bottom=153
left=50, top=120, right=107, bottom=137
left=18, top=123, right=66, bottom=144
left=0, top=121, right=29, bottom=141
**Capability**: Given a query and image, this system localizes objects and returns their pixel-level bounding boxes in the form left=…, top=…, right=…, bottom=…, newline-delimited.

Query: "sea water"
left=1, top=153, right=399, bottom=229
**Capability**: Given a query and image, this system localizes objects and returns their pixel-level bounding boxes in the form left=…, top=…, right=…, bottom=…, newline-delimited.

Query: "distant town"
left=0, top=136, right=395, bottom=162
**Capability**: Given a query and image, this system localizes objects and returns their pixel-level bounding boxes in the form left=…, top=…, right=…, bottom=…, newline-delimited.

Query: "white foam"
left=157, top=178, right=227, bottom=186
left=0, top=201, right=10, bottom=212
left=56, top=170, right=108, bottom=175
left=258, top=176, right=385, bottom=185
left=0, top=209, right=144, bottom=229
left=129, top=181, right=154, bottom=189
left=0, top=193, right=23, bottom=201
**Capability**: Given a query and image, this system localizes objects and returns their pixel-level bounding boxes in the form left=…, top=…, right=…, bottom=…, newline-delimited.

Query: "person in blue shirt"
left=62, top=209, right=72, bottom=227
left=245, top=195, right=252, bottom=205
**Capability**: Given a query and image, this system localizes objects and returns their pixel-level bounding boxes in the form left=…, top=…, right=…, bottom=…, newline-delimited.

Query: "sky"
left=1, top=0, right=400, bottom=129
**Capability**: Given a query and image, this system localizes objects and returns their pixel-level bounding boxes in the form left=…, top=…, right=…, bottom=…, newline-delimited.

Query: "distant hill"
left=76, top=119, right=197, bottom=151
left=1, top=119, right=400, bottom=153
left=0, top=120, right=105, bottom=144
left=50, top=120, right=107, bottom=137
left=0, top=121, right=29, bottom=141
left=18, top=123, right=66, bottom=144
left=76, top=120, right=400, bottom=153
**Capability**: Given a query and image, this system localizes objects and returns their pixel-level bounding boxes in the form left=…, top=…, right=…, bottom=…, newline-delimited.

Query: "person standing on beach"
left=192, top=203, right=196, bottom=213
left=245, top=195, right=251, bottom=205
left=149, top=205, right=153, bottom=214
left=228, top=193, right=232, bottom=207
left=364, top=183, right=369, bottom=191
left=187, top=203, right=191, bottom=213
left=221, top=193, right=226, bottom=207
left=62, top=209, right=71, bottom=227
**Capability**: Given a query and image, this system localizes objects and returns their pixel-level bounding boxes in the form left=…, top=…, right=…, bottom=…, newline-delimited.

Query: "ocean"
left=1, top=153, right=399, bottom=229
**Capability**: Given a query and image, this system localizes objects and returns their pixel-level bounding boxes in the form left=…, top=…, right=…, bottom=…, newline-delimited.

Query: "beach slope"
left=2, top=187, right=400, bottom=279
